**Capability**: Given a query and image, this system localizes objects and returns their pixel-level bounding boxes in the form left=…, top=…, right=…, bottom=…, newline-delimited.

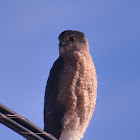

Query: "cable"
left=0, top=103, right=57, bottom=140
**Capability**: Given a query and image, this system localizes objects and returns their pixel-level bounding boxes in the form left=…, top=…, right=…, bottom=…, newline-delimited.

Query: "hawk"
left=44, top=30, right=97, bottom=140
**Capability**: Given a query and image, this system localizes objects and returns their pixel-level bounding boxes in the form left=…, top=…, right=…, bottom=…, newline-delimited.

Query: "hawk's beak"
left=59, top=41, right=66, bottom=46
left=59, top=41, right=65, bottom=55
left=59, top=46, right=64, bottom=54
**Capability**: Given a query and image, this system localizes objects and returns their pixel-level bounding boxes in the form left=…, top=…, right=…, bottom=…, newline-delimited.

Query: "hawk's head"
left=58, top=30, right=89, bottom=55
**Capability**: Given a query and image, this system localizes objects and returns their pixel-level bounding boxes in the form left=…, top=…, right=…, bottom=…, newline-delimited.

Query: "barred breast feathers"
left=58, top=51, right=97, bottom=138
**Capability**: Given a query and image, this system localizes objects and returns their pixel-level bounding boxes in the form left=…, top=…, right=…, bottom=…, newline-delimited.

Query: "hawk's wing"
left=44, top=56, right=65, bottom=139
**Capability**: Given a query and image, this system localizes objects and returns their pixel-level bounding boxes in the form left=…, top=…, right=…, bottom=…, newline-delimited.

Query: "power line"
left=0, top=103, right=57, bottom=140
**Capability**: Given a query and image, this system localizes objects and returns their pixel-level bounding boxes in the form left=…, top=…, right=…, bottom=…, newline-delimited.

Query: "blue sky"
left=0, top=0, right=140, bottom=140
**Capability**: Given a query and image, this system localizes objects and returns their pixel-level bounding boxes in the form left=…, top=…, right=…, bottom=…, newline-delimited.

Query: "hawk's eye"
left=69, top=36, right=76, bottom=41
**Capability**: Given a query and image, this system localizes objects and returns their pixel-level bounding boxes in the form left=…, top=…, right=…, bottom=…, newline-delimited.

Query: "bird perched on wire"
left=44, top=30, right=97, bottom=140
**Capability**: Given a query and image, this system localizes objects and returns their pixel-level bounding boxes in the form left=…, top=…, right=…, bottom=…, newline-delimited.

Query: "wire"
left=0, top=103, right=57, bottom=140
left=0, top=113, right=43, bottom=140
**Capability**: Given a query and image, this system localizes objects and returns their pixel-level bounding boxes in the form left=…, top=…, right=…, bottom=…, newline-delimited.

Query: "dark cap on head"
left=59, top=30, right=86, bottom=44
left=58, top=30, right=89, bottom=54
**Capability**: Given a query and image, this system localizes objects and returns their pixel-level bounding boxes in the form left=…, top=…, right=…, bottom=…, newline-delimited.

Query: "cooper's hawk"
left=44, top=30, right=97, bottom=140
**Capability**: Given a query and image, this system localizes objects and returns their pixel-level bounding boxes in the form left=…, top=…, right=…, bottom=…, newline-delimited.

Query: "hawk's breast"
left=57, top=51, right=97, bottom=138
